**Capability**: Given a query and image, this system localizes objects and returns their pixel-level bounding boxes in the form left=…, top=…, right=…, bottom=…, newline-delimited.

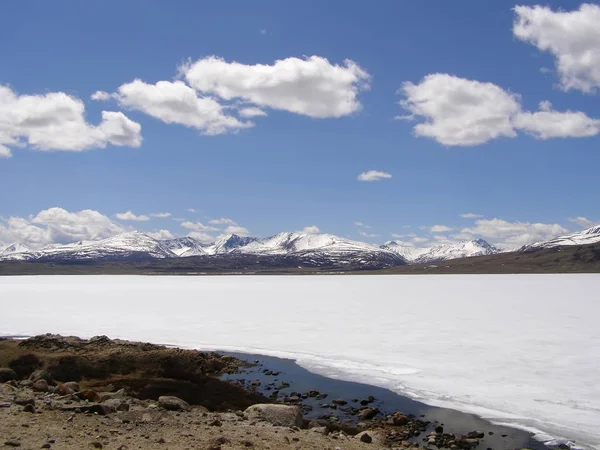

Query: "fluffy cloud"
left=0, top=85, right=141, bottom=156
left=391, top=232, right=417, bottom=239
left=181, top=221, right=219, bottom=232
left=150, top=212, right=171, bottom=218
left=209, top=217, right=237, bottom=225
left=0, top=207, right=126, bottom=248
left=513, top=4, right=600, bottom=93
left=224, top=225, right=250, bottom=236
left=182, top=56, right=370, bottom=118
left=147, top=229, right=174, bottom=240
left=568, top=216, right=594, bottom=228
left=187, top=231, right=215, bottom=244
left=91, top=91, right=113, bottom=101
left=461, top=213, right=483, bottom=219
left=357, top=170, right=392, bottom=182
left=399, top=74, right=600, bottom=146
left=238, top=107, right=267, bottom=118
left=187, top=208, right=197, bottom=213
left=354, top=221, right=371, bottom=228
left=514, top=101, right=600, bottom=139
left=358, top=230, right=380, bottom=238
left=114, top=211, right=150, bottom=221
left=300, top=225, right=320, bottom=234
left=115, top=79, right=252, bottom=135
left=460, top=218, right=568, bottom=249
left=429, top=225, right=453, bottom=233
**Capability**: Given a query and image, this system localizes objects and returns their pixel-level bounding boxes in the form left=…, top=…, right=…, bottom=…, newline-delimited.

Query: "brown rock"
left=32, top=379, right=49, bottom=392
left=392, top=412, right=409, bottom=426
left=158, top=395, right=189, bottom=411
left=244, top=404, right=303, bottom=428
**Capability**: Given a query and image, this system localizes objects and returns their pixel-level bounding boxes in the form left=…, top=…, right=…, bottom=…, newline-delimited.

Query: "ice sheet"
left=0, top=274, right=598, bottom=449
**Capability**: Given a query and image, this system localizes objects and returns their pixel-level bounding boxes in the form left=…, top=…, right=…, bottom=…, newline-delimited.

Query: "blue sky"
left=1, top=1, right=599, bottom=249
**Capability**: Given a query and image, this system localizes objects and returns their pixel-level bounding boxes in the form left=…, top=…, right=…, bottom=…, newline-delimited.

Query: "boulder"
left=97, top=389, right=126, bottom=402
left=392, top=412, right=408, bottom=426
left=63, top=381, right=80, bottom=392
left=356, top=431, right=372, bottom=443
left=358, top=407, right=378, bottom=420
left=0, top=368, right=17, bottom=382
left=158, top=395, right=190, bottom=411
left=244, top=404, right=303, bottom=428
left=56, top=384, right=74, bottom=396
left=29, top=370, right=54, bottom=384
left=32, top=379, right=49, bottom=392
left=355, top=430, right=385, bottom=446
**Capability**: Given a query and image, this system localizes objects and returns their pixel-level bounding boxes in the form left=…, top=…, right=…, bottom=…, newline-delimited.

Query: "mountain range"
left=1, top=225, right=599, bottom=269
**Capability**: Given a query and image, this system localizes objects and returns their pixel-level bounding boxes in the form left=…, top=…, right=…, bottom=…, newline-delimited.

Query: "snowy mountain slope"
left=204, top=234, right=258, bottom=255
left=32, top=232, right=177, bottom=261
left=382, top=239, right=501, bottom=264
left=519, top=225, right=600, bottom=251
left=0, top=243, right=36, bottom=261
left=160, top=237, right=209, bottom=257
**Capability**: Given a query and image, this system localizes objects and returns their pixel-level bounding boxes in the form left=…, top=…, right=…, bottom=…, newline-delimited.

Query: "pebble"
left=4, top=441, right=21, bottom=447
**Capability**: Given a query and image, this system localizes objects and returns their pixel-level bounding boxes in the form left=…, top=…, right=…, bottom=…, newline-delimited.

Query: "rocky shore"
left=0, top=335, right=544, bottom=449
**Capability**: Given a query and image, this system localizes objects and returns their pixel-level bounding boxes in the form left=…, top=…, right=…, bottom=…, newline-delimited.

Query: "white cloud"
left=413, top=237, right=430, bottom=244
left=513, top=101, right=600, bottom=139
left=187, top=208, right=197, bottom=213
left=91, top=91, right=112, bottom=101
left=461, top=218, right=568, bottom=249
left=357, top=170, right=392, bottom=182
left=0, top=207, right=126, bottom=248
left=300, top=225, right=320, bottom=234
left=0, top=85, right=141, bottom=155
left=238, top=107, right=267, bottom=118
left=150, top=212, right=171, bottom=218
left=181, top=221, right=219, bottom=232
left=513, top=4, right=600, bottom=93
left=391, top=232, right=417, bottom=239
left=224, top=225, right=250, bottom=236
left=461, top=213, right=483, bottom=219
left=399, top=73, right=600, bottom=145
left=358, top=230, right=380, bottom=238
left=354, top=221, right=371, bottom=228
left=568, top=216, right=594, bottom=228
left=182, top=55, right=370, bottom=118
left=115, top=79, right=253, bottom=135
left=259, top=28, right=267, bottom=36
left=0, top=145, right=11, bottom=158
left=114, top=211, right=150, bottom=221
left=187, top=231, right=215, bottom=244
left=399, top=74, right=520, bottom=146
left=209, top=217, right=237, bottom=225
left=429, top=225, right=453, bottom=233
left=147, top=229, right=174, bottom=240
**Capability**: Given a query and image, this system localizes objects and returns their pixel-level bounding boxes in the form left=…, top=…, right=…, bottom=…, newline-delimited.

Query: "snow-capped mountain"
left=0, top=243, right=36, bottom=261
left=382, top=239, right=501, bottom=264
left=161, top=237, right=210, bottom=257
left=31, top=232, right=176, bottom=261
left=519, top=225, right=600, bottom=251
left=204, top=234, right=258, bottom=255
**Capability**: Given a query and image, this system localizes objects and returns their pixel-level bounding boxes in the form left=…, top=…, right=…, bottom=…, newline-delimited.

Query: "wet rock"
left=357, top=407, right=378, bottom=420
left=468, top=431, right=485, bottom=439
left=392, top=412, right=408, bottom=426
left=32, top=379, right=49, bottom=392
left=244, top=404, right=303, bottom=427
left=158, top=395, right=189, bottom=411
left=332, top=398, right=347, bottom=405
left=0, top=368, right=17, bottom=382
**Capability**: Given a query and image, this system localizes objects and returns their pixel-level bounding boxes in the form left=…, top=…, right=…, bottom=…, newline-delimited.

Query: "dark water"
left=223, top=351, right=547, bottom=450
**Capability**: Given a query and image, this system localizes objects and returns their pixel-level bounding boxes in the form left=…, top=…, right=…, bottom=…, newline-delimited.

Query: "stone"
left=63, top=382, right=80, bottom=392
left=91, top=442, right=103, bottom=449
left=97, top=389, right=126, bottom=402
left=41, top=444, right=51, bottom=449
left=23, top=403, right=36, bottom=413
left=29, top=370, right=53, bottom=384
left=158, top=395, right=189, bottom=411
left=356, top=431, right=372, bottom=443
left=311, top=426, right=328, bottom=435
left=332, top=398, right=347, bottom=405
left=14, top=396, right=35, bottom=406
left=18, top=380, right=33, bottom=388
left=32, top=379, right=49, bottom=392
left=56, top=384, right=74, bottom=396
left=0, top=368, right=17, bottom=382
left=102, top=398, right=129, bottom=412
left=244, top=404, right=303, bottom=428
left=392, top=412, right=408, bottom=426
left=357, top=407, right=378, bottom=420
left=4, top=441, right=21, bottom=447
left=468, top=430, right=485, bottom=439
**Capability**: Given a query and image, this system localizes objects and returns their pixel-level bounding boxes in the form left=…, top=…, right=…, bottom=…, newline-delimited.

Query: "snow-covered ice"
left=0, top=275, right=598, bottom=449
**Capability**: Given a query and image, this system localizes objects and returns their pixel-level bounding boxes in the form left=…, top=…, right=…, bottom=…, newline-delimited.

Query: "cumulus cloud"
left=150, top=212, right=171, bottom=218
left=513, top=4, right=600, bottom=93
left=460, top=218, right=568, bottom=250
left=0, top=85, right=141, bottom=156
left=181, top=221, right=219, bottom=232
left=0, top=207, right=126, bottom=248
left=114, top=211, right=150, bottom=221
left=238, top=107, right=267, bottom=118
left=300, top=225, right=320, bottom=234
left=357, top=170, right=392, bottom=182
left=429, top=225, right=453, bottom=233
left=115, top=79, right=252, bottom=135
left=358, top=230, right=380, bottom=238
left=398, top=73, right=600, bottom=145
left=209, top=217, right=237, bottom=225
left=461, top=213, right=483, bottom=219
left=182, top=55, right=370, bottom=118
left=568, top=216, right=594, bottom=228
left=147, top=229, right=174, bottom=240
left=90, top=91, right=113, bottom=101
left=187, top=231, right=215, bottom=244
left=0, top=145, right=11, bottom=158
left=224, top=225, right=250, bottom=236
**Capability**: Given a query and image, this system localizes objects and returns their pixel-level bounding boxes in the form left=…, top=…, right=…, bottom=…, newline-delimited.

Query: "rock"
left=209, top=419, right=222, bottom=427
left=356, top=431, right=372, bottom=443
left=392, top=412, right=408, bottom=426
left=32, top=379, right=49, bottom=392
left=244, top=404, right=303, bottom=428
left=41, top=444, right=51, bottom=449
left=91, top=442, right=103, bottom=449
left=79, top=391, right=101, bottom=402
left=468, top=431, right=485, bottom=439
left=0, top=368, right=17, bottom=382
left=158, top=395, right=189, bottom=411
left=0, top=402, right=11, bottom=408
left=311, top=426, right=328, bottom=435
left=357, top=407, right=378, bottom=420
left=97, top=389, right=126, bottom=402
left=435, top=425, right=444, bottom=434
left=63, top=381, right=80, bottom=392
left=29, top=370, right=53, bottom=384
left=4, top=440, right=21, bottom=447
left=18, top=380, right=33, bottom=388
left=103, top=398, right=129, bottom=412
left=14, top=396, right=35, bottom=406
left=332, top=398, right=347, bottom=405
left=23, top=403, right=36, bottom=413
left=56, top=384, right=74, bottom=396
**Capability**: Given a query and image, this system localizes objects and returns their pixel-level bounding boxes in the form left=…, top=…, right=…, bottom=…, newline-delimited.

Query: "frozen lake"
left=1, top=274, right=598, bottom=449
